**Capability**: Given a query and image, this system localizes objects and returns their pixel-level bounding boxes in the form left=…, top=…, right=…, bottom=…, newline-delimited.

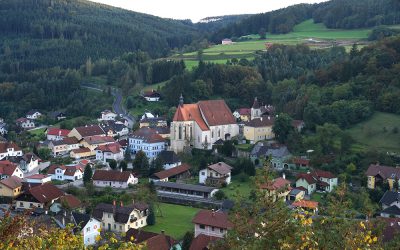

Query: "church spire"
left=252, top=97, right=260, bottom=109
left=179, top=94, right=184, bottom=107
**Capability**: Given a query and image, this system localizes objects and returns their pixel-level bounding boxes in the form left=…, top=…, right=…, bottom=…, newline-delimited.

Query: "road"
left=81, top=83, right=135, bottom=128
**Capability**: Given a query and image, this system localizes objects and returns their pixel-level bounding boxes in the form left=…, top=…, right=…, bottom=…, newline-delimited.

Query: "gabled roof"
left=296, top=173, right=317, bottom=184
left=314, top=170, right=336, bottom=179
left=0, top=142, right=21, bottom=154
left=207, top=162, right=232, bottom=175
left=173, top=104, right=208, bottom=131
left=366, top=164, right=400, bottom=179
left=25, top=174, right=50, bottom=180
left=47, top=128, right=70, bottom=137
left=130, top=127, right=165, bottom=144
left=26, top=109, right=41, bottom=116
left=157, top=151, right=181, bottom=164
left=0, top=176, right=23, bottom=189
left=154, top=181, right=217, bottom=193
left=16, top=117, right=32, bottom=123
left=0, top=160, right=19, bottom=176
left=125, top=228, right=159, bottom=243
left=189, top=234, right=220, bottom=250
left=379, top=191, right=400, bottom=206
left=292, top=200, right=319, bottom=209
left=143, top=90, right=161, bottom=98
left=192, top=210, right=233, bottom=229
left=93, top=202, right=149, bottom=223
left=92, top=170, right=133, bottom=182
left=47, top=165, right=82, bottom=176
left=96, top=142, right=121, bottom=154
left=23, top=183, right=64, bottom=203
left=73, top=125, right=105, bottom=137
left=146, top=233, right=177, bottom=250
left=71, top=147, right=91, bottom=154
left=381, top=205, right=400, bottom=216
left=62, top=137, right=79, bottom=145
left=198, top=100, right=236, bottom=126
left=235, top=108, right=251, bottom=116
left=83, top=135, right=115, bottom=145
left=72, top=212, right=91, bottom=229
left=261, top=177, right=291, bottom=191
left=22, top=152, right=40, bottom=162
left=59, top=194, right=81, bottom=208
left=244, top=117, right=274, bottom=127
left=152, top=164, right=190, bottom=180
left=293, top=158, right=310, bottom=166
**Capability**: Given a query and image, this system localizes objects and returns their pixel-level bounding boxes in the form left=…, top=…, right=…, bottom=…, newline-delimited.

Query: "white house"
left=157, top=151, right=182, bottom=170
left=129, top=127, right=166, bottom=160
left=142, top=90, right=161, bottom=102
left=296, top=170, right=338, bottom=195
left=199, top=162, right=232, bottom=186
left=47, top=164, right=83, bottom=181
left=170, top=97, right=239, bottom=153
left=192, top=210, right=233, bottom=238
left=221, top=38, right=233, bottom=45
left=26, top=110, right=42, bottom=120
left=0, top=122, right=7, bottom=135
left=16, top=118, right=35, bottom=129
left=0, top=142, right=23, bottom=160
left=71, top=213, right=101, bottom=246
left=99, top=121, right=129, bottom=137
left=95, top=142, right=124, bottom=163
left=99, top=110, right=118, bottom=121
left=24, top=174, right=52, bottom=184
left=46, top=128, right=71, bottom=141
left=20, top=152, right=40, bottom=172
left=0, top=160, right=24, bottom=179
left=92, top=170, right=138, bottom=189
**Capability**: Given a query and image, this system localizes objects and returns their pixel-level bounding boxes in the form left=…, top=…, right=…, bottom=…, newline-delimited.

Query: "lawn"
left=311, top=193, right=324, bottom=203
left=28, top=127, right=46, bottom=136
left=346, top=112, right=400, bottom=153
left=221, top=175, right=254, bottom=199
left=145, top=203, right=200, bottom=240
left=235, top=143, right=253, bottom=152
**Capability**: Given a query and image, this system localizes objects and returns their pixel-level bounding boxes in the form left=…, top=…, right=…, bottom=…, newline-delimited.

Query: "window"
left=201, top=172, right=205, bottom=176
left=114, top=224, right=116, bottom=229
left=220, top=228, right=224, bottom=233
left=86, top=227, right=90, bottom=232
left=199, top=224, right=205, bottom=229
left=119, top=225, right=122, bottom=230
left=212, top=227, right=215, bottom=231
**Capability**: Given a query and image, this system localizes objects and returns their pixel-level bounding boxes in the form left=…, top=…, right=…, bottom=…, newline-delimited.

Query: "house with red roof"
left=16, top=117, right=35, bottom=129
left=0, top=141, right=23, bottom=161
left=95, top=142, right=124, bottom=163
left=199, top=162, right=232, bottom=186
left=15, top=183, right=65, bottom=210
left=296, top=170, right=338, bottom=195
left=0, top=160, right=23, bottom=179
left=260, top=175, right=292, bottom=202
left=25, top=174, right=52, bottom=184
left=192, top=209, right=233, bottom=238
left=68, top=124, right=106, bottom=140
left=150, top=163, right=191, bottom=182
left=92, top=170, right=138, bottom=188
left=129, top=127, right=166, bottom=160
left=292, top=199, right=319, bottom=213
left=233, top=108, right=251, bottom=122
left=46, top=128, right=71, bottom=141
left=170, top=96, right=239, bottom=153
left=47, top=164, right=83, bottom=181
left=0, top=176, right=23, bottom=198
left=190, top=234, right=221, bottom=250
left=366, top=164, right=400, bottom=190
left=125, top=229, right=178, bottom=250
left=142, top=90, right=161, bottom=102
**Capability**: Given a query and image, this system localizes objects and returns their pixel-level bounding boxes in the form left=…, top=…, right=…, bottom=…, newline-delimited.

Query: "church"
left=170, top=96, right=239, bottom=153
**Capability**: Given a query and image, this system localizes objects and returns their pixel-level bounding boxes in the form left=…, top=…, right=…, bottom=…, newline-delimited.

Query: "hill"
left=0, top=0, right=201, bottom=72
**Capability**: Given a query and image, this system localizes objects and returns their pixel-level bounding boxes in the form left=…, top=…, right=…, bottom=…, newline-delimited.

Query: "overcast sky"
left=89, top=0, right=328, bottom=22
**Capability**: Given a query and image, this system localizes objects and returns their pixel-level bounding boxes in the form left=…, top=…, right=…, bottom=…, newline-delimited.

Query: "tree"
left=220, top=140, right=235, bottom=157
left=119, top=160, right=128, bottom=171
left=133, top=150, right=149, bottom=176
left=32, top=144, right=38, bottom=156
left=272, top=113, right=293, bottom=143
left=146, top=203, right=156, bottom=225
left=214, top=190, right=227, bottom=200
left=37, top=148, right=52, bottom=160
left=124, top=149, right=131, bottom=162
left=258, top=28, right=267, bottom=39
left=182, top=231, right=194, bottom=250
left=149, top=157, right=164, bottom=176
left=83, top=164, right=93, bottom=184
left=109, top=159, right=117, bottom=170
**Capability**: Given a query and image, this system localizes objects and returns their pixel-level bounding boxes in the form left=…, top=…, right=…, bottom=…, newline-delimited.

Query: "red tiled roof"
left=0, top=160, right=18, bottom=176
left=296, top=173, right=317, bottom=184
left=189, top=234, right=220, bottom=250
left=74, top=125, right=105, bottom=137
left=244, top=116, right=274, bottom=127
left=314, top=170, right=335, bottom=179
left=192, top=210, right=233, bottom=229
left=146, top=234, right=176, bottom=250
left=0, top=176, right=23, bottom=189
left=292, top=200, right=319, bottom=209
left=198, top=100, right=236, bottom=126
left=261, top=177, right=291, bottom=191
left=47, top=128, right=70, bottom=137
left=83, top=135, right=115, bottom=145
left=28, top=183, right=64, bottom=203
left=236, top=108, right=251, bottom=116
left=47, top=165, right=66, bottom=175
left=16, top=117, right=30, bottom=123
left=131, top=127, right=165, bottom=143
left=152, top=164, right=190, bottom=180
left=72, top=147, right=91, bottom=154
left=47, top=165, right=82, bottom=176
left=293, top=158, right=310, bottom=166
left=0, top=142, right=21, bottom=154
left=366, top=164, right=400, bottom=179
left=62, top=137, right=79, bottom=145
left=173, top=104, right=209, bottom=131
left=59, top=194, right=81, bottom=208
left=118, top=139, right=128, bottom=147
left=25, top=174, right=50, bottom=180
left=92, top=170, right=133, bottom=182
left=207, top=162, right=232, bottom=175
left=96, top=142, right=121, bottom=154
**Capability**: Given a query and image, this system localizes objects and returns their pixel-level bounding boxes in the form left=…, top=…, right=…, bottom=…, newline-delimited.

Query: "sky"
left=89, top=0, right=328, bottom=22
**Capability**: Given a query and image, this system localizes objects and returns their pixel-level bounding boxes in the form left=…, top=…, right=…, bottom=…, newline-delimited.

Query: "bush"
left=237, top=172, right=249, bottom=183
left=392, top=127, right=399, bottom=134
left=214, top=190, right=227, bottom=200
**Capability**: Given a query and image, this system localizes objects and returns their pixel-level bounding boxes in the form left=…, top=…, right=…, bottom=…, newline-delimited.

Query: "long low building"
left=154, top=181, right=218, bottom=199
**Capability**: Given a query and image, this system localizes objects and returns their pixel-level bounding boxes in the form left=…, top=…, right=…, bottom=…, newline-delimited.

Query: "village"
left=0, top=91, right=399, bottom=249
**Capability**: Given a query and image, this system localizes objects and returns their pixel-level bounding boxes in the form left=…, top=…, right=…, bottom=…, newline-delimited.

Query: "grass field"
left=221, top=175, right=254, bottom=199
left=145, top=203, right=200, bottom=240
left=347, top=112, right=400, bottom=153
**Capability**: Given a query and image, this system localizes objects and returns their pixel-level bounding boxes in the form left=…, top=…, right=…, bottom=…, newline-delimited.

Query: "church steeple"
left=252, top=97, right=260, bottom=109
left=251, top=97, right=261, bottom=120
left=179, top=94, right=184, bottom=107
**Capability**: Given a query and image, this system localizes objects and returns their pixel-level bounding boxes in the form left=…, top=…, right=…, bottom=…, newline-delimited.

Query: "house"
left=92, top=170, right=138, bottom=188
left=8, top=152, right=40, bottom=172
left=378, top=217, right=400, bottom=243
left=366, top=164, right=400, bottom=190
left=221, top=38, right=233, bottom=45
left=0, top=122, right=7, bottom=135
left=99, top=110, right=118, bottom=121
left=150, top=164, right=191, bottom=182
left=99, top=120, right=129, bottom=137
left=16, top=118, right=35, bottom=129
left=26, top=110, right=42, bottom=120
left=170, top=96, right=239, bottom=153
left=250, top=98, right=275, bottom=120
left=296, top=170, right=338, bottom=195
left=293, top=157, right=310, bottom=169
left=92, top=201, right=149, bottom=232
left=68, top=125, right=106, bottom=140
left=0, top=176, right=23, bottom=198
left=199, top=162, right=232, bottom=187
left=125, top=229, right=178, bottom=250
left=50, top=194, right=83, bottom=213
left=157, top=150, right=182, bottom=170
left=154, top=181, right=219, bottom=200
left=289, top=188, right=306, bottom=201
left=379, top=191, right=400, bottom=218
left=47, top=164, right=83, bottom=181
left=63, top=137, right=81, bottom=152
left=48, top=111, right=66, bottom=121
left=129, top=127, right=166, bottom=160
left=192, top=209, right=233, bottom=237
left=15, top=183, right=64, bottom=210
left=95, top=142, right=124, bottom=163
left=250, top=142, right=291, bottom=170
left=139, top=115, right=167, bottom=128
left=292, top=200, right=319, bottom=214
left=381, top=206, right=400, bottom=218
left=0, top=160, right=24, bottom=179
left=190, top=234, right=221, bottom=250
left=72, top=212, right=101, bottom=246
left=70, top=148, right=92, bottom=160
left=244, top=116, right=275, bottom=143
left=0, top=141, right=23, bottom=160
left=48, top=140, right=69, bottom=156
left=152, top=127, right=170, bottom=139
left=143, top=90, right=161, bottom=102
left=80, top=135, right=115, bottom=152
left=46, top=128, right=71, bottom=141
left=292, top=120, right=305, bottom=132
left=233, top=108, right=251, bottom=122
left=24, top=174, right=52, bottom=184
left=260, top=176, right=291, bottom=202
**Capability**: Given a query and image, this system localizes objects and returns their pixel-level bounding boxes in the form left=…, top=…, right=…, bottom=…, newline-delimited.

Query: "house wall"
left=144, top=97, right=160, bottom=102
left=93, top=176, right=138, bottom=189
left=101, top=210, right=147, bottom=233
left=163, top=162, right=181, bottom=170
left=68, top=129, right=83, bottom=140
left=0, top=184, right=22, bottom=197
left=244, top=125, right=274, bottom=144
left=199, top=168, right=231, bottom=185
left=16, top=200, right=43, bottom=209
left=101, top=113, right=117, bottom=121
left=296, top=179, right=316, bottom=195
left=26, top=177, right=51, bottom=184
left=367, top=176, right=375, bottom=189
left=194, top=223, right=226, bottom=238
left=96, top=150, right=124, bottom=163
left=25, top=159, right=39, bottom=172
left=129, top=139, right=165, bottom=160
left=47, top=134, right=65, bottom=141
left=83, top=219, right=101, bottom=246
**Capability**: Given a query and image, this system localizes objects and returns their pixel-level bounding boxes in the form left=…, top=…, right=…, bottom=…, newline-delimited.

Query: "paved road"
left=81, top=83, right=135, bottom=128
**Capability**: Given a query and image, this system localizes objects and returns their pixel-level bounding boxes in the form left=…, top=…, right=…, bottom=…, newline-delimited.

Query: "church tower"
left=251, top=97, right=261, bottom=120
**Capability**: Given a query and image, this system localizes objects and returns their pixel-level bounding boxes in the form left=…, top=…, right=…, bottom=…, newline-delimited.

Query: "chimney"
left=282, top=173, right=286, bottom=179
left=113, top=200, right=116, bottom=215
left=211, top=209, right=215, bottom=217
left=120, top=201, right=123, bottom=207
left=161, top=230, right=165, bottom=235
